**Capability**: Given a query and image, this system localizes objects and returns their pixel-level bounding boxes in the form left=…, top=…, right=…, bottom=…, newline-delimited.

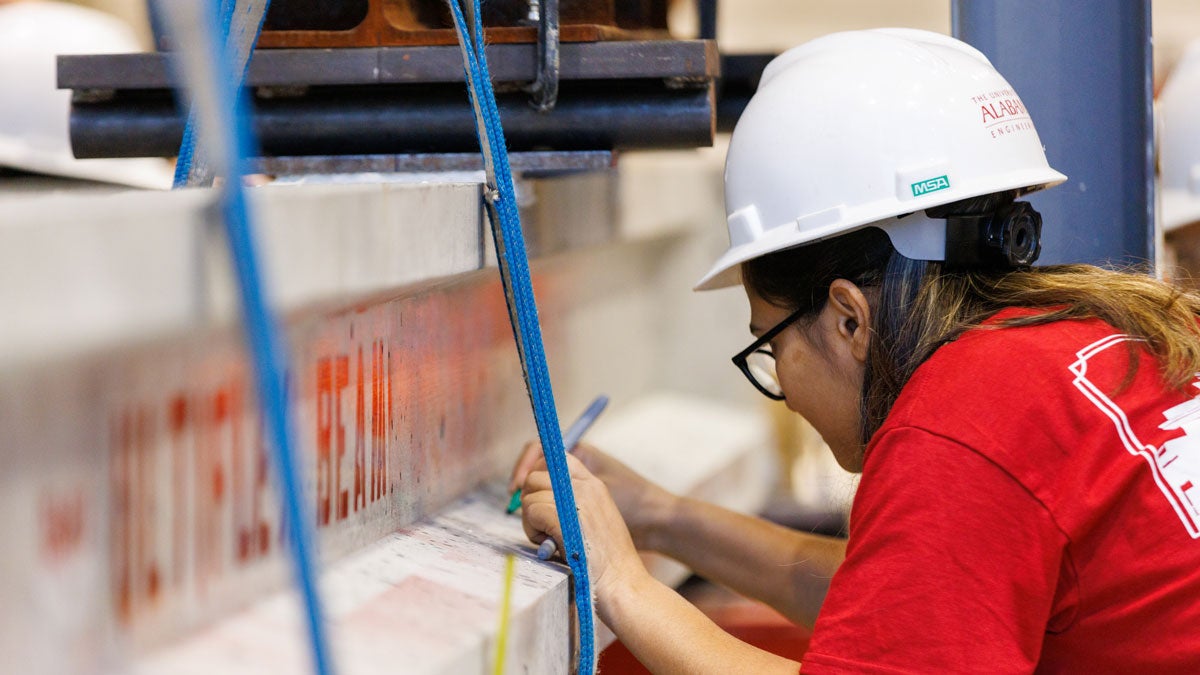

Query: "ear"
left=826, top=279, right=872, bottom=363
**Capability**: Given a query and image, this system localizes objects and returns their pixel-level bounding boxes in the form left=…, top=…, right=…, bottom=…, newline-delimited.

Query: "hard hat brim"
left=694, top=166, right=1067, bottom=291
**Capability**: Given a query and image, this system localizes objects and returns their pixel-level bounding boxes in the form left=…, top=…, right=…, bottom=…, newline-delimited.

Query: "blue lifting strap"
left=172, top=0, right=270, bottom=188
left=162, top=1, right=332, bottom=673
left=445, top=2, right=598, bottom=672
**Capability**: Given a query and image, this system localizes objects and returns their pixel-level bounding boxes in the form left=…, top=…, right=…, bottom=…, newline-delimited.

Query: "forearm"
left=602, top=568, right=801, bottom=675
left=644, top=495, right=846, bottom=627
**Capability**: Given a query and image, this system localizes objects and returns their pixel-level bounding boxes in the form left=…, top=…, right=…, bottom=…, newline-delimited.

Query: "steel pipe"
left=70, top=82, right=714, bottom=158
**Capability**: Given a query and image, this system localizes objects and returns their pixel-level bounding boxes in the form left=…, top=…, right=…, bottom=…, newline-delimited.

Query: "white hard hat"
left=1160, top=40, right=1200, bottom=233
left=0, top=1, right=172, bottom=189
left=696, top=28, right=1067, bottom=290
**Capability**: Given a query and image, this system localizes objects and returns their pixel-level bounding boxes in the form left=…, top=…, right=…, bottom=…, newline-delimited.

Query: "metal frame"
left=254, top=150, right=613, bottom=176
left=60, top=41, right=718, bottom=161
left=528, top=0, right=560, bottom=111
left=58, top=41, right=718, bottom=90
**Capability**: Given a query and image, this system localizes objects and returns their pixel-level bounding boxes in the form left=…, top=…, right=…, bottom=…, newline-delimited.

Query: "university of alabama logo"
left=969, top=88, right=1036, bottom=140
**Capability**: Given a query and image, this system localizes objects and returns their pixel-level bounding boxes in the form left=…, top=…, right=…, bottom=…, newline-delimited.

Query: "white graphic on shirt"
left=1069, top=334, right=1200, bottom=538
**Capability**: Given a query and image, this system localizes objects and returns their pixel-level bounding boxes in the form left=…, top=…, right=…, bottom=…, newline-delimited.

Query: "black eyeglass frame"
left=731, top=306, right=808, bottom=401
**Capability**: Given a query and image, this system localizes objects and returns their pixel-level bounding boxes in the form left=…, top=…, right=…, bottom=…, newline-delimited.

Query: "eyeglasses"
left=732, top=307, right=807, bottom=400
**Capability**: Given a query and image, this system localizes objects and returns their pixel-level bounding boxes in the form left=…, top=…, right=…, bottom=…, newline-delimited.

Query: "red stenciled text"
left=316, top=340, right=392, bottom=527
left=105, top=337, right=394, bottom=627
left=39, top=488, right=85, bottom=564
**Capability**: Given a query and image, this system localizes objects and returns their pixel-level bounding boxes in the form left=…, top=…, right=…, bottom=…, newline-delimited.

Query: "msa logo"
left=910, top=175, right=950, bottom=197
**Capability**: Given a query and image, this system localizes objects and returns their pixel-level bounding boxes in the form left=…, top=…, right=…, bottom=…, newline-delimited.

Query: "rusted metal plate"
left=255, top=0, right=668, bottom=49
left=257, top=24, right=668, bottom=49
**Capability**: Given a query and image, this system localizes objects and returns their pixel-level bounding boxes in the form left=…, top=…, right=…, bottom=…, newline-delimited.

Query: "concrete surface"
left=129, top=393, right=773, bottom=674
left=0, top=154, right=772, bottom=673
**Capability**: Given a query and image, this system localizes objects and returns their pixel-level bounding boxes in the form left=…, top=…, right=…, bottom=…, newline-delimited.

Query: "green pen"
left=506, top=394, right=609, bottom=514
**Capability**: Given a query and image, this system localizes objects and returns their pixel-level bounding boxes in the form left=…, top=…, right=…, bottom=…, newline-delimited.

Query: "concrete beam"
left=0, top=150, right=769, bottom=672
left=125, top=394, right=772, bottom=674
left=0, top=182, right=484, bottom=366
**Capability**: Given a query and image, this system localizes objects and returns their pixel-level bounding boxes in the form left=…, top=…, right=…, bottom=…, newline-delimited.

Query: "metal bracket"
left=527, top=0, right=560, bottom=112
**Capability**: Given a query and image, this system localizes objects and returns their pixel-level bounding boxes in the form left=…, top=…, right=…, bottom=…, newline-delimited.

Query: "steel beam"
left=57, top=41, right=719, bottom=91
left=952, top=0, right=1155, bottom=266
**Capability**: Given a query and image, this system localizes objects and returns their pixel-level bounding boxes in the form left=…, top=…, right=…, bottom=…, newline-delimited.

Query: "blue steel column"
left=952, top=1, right=1155, bottom=266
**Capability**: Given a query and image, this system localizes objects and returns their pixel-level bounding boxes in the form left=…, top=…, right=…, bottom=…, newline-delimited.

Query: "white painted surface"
left=0, top=181, right=484, bottom=366
left=135, top=491, right=571, bottom=675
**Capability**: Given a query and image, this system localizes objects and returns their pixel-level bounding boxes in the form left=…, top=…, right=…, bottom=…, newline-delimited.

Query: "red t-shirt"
left=801, top=310, right=1200, bottom=674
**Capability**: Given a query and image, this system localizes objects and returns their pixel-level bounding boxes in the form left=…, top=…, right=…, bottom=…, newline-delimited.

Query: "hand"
left=520, top=455, right=649, bottom=607
left=509, top=441, right=677, bottom=550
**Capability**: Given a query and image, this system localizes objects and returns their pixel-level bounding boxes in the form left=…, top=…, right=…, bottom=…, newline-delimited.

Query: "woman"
left=514, top=29, right=1200, bottom=673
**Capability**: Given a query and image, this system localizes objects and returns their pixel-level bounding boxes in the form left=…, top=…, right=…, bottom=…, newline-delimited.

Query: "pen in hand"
left=507, top=395, right=609, bottom=557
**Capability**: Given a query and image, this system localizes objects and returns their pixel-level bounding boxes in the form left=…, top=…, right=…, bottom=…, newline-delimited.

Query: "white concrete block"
left=616, top=146, right=726, bottom=241
left=0, top=182, right=485, bottom=366
left=0, top=155, right=779, bottom=673
left=131, top=391, right=773, bottom=674
left=135, top=491, right=572, bottom=675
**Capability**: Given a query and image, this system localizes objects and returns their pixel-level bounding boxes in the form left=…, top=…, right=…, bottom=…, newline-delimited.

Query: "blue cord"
left=164, top=2, right=333, bottom=673
left=173, top=0, right=270, bottom=188
left=171, top=116, right=199, bottom=188
left=445, top=2, right=597, bottom=673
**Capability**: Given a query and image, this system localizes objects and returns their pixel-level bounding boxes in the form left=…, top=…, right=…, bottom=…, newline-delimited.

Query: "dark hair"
left=743, top=192, right=1200, bottom=450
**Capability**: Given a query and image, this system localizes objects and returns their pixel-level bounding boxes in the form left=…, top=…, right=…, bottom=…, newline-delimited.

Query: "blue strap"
left=173, top=0, right=271, bottom=188
left=445, top=2, right=597, bottom=672
left=160, top=2, right=332, bottom=673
